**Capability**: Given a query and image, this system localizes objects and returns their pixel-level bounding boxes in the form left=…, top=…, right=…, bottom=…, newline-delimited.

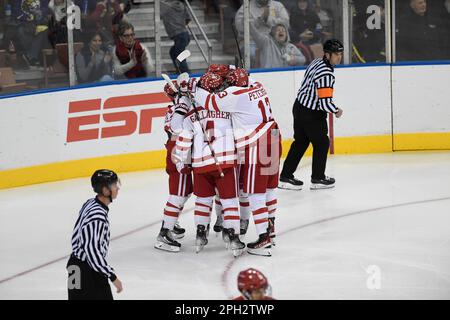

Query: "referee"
left=66, top=169, right=123, bottom=300
left=279, top=39, right=344, bottom=191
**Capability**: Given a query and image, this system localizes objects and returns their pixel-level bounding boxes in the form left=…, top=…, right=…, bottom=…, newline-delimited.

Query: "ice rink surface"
left=1, top=151, right=450, bottom=300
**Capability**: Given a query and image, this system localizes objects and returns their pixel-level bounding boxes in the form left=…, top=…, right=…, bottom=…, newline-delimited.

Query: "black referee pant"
left=281, top=100, right=330, bottom=180
left=67, top=255, right=113, bottom=300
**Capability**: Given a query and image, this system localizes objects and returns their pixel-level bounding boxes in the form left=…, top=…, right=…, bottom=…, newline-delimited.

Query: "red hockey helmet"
left=199, top=72, right=223, bottom=92
left=164, top=81, right=178, bottom=100
left=206, top=64, right=230, bottom=78
left=237, top=268, right=268, bottom=294
left=226, top=68, right=249, bottom=87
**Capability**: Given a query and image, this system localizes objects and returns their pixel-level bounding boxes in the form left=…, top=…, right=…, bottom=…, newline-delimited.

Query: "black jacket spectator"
left=396, top=0, right=446, bottom=61
left=75, top=32, right=113, bottom=83
left=435, top=0, right=450, bottom=58
left=288, top=0, right=322, bottom=45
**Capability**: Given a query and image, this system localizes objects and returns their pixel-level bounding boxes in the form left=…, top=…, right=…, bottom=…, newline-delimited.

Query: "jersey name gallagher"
left=189, top=110, right=231, bottom=122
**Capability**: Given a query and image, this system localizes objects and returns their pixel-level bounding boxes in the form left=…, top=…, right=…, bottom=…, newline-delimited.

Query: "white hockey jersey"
left=174, top=89, right=237, bottom=173
left=198, top=81, right=279, bottom=149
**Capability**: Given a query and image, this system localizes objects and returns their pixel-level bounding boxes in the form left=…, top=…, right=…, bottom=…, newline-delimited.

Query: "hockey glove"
left=176, top=162, right=192, bottom=175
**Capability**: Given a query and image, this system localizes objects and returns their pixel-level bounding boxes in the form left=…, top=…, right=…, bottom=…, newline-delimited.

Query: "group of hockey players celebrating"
left=154, top=63, right=281, bottom=258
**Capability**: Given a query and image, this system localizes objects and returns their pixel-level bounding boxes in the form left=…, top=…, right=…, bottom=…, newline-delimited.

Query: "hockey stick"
left=161, top=73, right=178, bottom=93
left=176, top=50, right=191, bottom=68
left=173, top=49, right=191, bottom=74
left=231, top=22, right=244, bottom=69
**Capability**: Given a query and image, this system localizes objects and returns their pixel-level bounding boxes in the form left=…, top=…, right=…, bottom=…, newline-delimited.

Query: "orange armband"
left=317, top=87, right=334, bottom=99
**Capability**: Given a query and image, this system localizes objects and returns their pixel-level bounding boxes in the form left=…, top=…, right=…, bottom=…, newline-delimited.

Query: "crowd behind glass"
left=0, top=0, right=448, bottom=95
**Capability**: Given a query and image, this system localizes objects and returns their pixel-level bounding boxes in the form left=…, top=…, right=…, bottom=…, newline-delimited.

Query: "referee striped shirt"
left=71, top=197, right=116, bottom=281
left=297, top=58, right=338, bottom=113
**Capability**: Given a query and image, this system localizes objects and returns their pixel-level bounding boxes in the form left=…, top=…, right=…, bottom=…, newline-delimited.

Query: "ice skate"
left=225, top=228, right=245, bottom=257
left=222, top=228, right=230, bottom=249
left=268, top=218, right=276, bottom=246
left=240, top=219, right=249, bottom=236
left=206, top=223, right=210, bottom=238
left=213, top=214, right=223, bottom=233
left=195, top=224, right=208, bottom=253
left=247, top=232, right=272, bottom=257
left=278, top=176, right=303, bottom=190
left=310, top=176, right=335, bottom=190
left=171, top=222, right=185, bottom=239
left=154, top=228, right=181, bottom=252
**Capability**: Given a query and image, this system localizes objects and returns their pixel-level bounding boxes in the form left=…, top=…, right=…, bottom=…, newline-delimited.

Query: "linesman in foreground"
left=279, top=39, right=344, bottom=190
left=67, top=169, right=123, bottom=300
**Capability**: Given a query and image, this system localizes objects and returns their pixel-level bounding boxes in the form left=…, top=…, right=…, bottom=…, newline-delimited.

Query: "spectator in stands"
left=437, top=0, right=450, bottom=58
left=314, top=2, right=333, bottom=41
left=1, top=1, right=20, bottom=54
left=235, top=0, right=289, bottom=68
left=86, top=0, right=125, bottom=47
left=227, top=0, right=243, bottom=12
left=112, top=21, right=153, bottom=79
left=353, top=0, right=386, bottom=63
left=279, top=0, right=315, bottom=12
left=48, top=0, right=68, bottom=23
left=278, top=0, right=294, bottom=12
left=396, top=0, right=446, bottom=61
left=161, top=0, right=191, bottom=73
left=250, top=22, right=305, bottom=68
left=75, top=31, right=113, bottom=83
left=75, top=0, right=97, bottom=17
left=15, top=0, right=51, bottom=67
left=288, top=0, right=322, bottom=45
left=204, top=0, right=221, bottom=14
left=48, top=0, right=70, bottom=46
left=111, top=0, right=132, bottom=40
left=118, top=0, right=131, bottom=14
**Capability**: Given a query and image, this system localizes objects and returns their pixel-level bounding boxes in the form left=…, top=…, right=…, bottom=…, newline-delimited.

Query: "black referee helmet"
left=323, top=39, right=344, bottom=53
left=91, top=169, right=119, bottom=194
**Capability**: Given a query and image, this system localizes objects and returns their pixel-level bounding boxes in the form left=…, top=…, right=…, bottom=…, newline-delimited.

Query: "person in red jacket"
left=233, top=268, right=275, bottom=300
left=112, top=22, right=153, bottom=79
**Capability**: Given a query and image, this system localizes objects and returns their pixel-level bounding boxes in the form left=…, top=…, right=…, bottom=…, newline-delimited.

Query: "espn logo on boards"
left=67, top=93, right=170, bottom=142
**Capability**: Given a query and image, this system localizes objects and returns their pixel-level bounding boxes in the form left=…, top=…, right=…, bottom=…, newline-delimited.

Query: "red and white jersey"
left=175, top=89, right=236, bottom=173
left=164, top=96, right=190, bottom=137
left=164, top=104, right=176, bottom=135
left=196, top=81, right=278, bottom=149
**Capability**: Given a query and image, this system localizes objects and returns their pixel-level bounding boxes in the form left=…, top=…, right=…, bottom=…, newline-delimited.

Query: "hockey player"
left=173, top=72, right=245, bottom=257
left=154, top=82, right=193, bottom=253
left=234, top=268, right=275, bottom=300
left=195, top=68, right=281, bottom=256
left=204, top=64, right=252, bottom=239
left=206, top=64, right=231, bottom=79
left=214, top=193, right=251, bottom=238
left=177, top=68, right=231, bottom=240
left=213, top=195, right=224, bottom=233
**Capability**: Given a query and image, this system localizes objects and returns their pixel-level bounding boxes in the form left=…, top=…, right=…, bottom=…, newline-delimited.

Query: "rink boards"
left=1, top=63, right=449, bottom=189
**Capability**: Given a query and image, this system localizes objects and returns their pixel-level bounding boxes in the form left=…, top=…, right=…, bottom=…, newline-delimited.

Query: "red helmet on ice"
left=164, top=82, right=178, bottom=100
left=199, top=72, right=223, bottom=92
left=206, top=64, right=230, bottom=78
left=237, top=268, right=268, bottom=294
left=226, top=68, right=249, bottom=87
